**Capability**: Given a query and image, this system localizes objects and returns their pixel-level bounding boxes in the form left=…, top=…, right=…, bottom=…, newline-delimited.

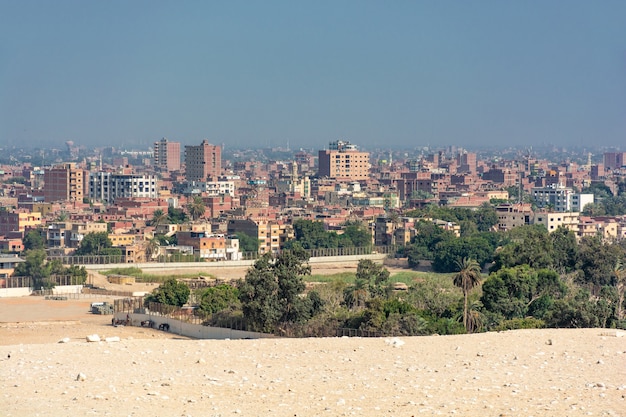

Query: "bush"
left=494, top=317, right=546, bottom=331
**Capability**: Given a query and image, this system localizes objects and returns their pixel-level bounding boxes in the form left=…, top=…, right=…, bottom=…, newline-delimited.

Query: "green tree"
left=167, top=206, right=188, bottom=224
left=238, top=246, right=314, bottom=332
left=576, top=236, right=622, bottom=286
left=341, top=221, right=372, bottom=248
left=288, top=219, right=339, bottom=249
left=187, top=196, right=206, bottom=221
left=23, top=230, right=45, bottom=251
left=145, top=278, right=190, bottom=307
left=432, top=235, right=494, bottom=273
left=151, top=209, right=167, bottom=229
left=198, top=284, right=240, bottom=314
left=481, top=266, right=566, bottom=321
left=74, top=232, right=122, bottom=256
left=236, top=232, right=259, bottom=253
left=355, top=259, right=390, bottom=299
left=491, top=225, right=554, bottom=272
left=550, top=226, right=578, bottom=274
left=452, top=257, right=482, bottom=332
left=13, top=249, right=51, bottom=287
left=613, top=260, right=626, bottom=321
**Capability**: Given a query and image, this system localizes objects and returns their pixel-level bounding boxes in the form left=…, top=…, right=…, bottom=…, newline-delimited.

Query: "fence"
left=48, top=245, right=399, bottom=266
left=1, top=275, right=85, bottom=289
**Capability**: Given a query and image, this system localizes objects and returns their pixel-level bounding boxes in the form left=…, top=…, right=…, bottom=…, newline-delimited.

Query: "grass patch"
left=101, top=267, right=213, bottom=283
left=304, top=270, right=455, bottom=287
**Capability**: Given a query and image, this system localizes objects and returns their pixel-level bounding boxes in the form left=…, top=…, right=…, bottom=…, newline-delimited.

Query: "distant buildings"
left=43, top=163, right=84, bottom=203
left=185, top=140, right=221, bottom=182
left=318, top=140, right=370, bottom=180
left=153, top=138, right=181, bottom=172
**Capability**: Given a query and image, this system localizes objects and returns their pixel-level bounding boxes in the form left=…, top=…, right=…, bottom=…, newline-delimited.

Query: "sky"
left=1, top=1, right=626, bottom=150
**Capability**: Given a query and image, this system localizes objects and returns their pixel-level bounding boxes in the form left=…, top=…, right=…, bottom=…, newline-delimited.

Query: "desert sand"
left=1, top=297, right=625, bottom=417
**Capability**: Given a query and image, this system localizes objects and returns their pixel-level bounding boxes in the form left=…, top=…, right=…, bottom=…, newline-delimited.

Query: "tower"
left=185, top=140, right=222, bottom=182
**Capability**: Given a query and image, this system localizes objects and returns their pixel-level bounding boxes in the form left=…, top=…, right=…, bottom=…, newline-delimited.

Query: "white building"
left=181, top=181, right=235, bottom=197
left=532, top=185, right=593, bottom=213
left=89, top=172, right=158, bottom=203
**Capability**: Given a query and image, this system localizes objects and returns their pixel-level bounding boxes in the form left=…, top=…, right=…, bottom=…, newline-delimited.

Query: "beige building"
left=496, top=203, right=533, bottom=232
left=533, top=211, right=579, bottom=234
left=43, top=163, right=84, bottom=203
left=318, top=140, right=370, bottom=180
left=227, top=219, right=293, bottom=254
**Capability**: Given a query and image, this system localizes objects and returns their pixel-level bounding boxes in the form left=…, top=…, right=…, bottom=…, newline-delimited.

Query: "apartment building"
left=47, top=221, right=108, bottom=249
left=153, top=137, right=181, bottom=172
left=177, top=231, right=240, bottom=260
left=185, top=140, right=221, bottom=182
left=533, top=211, right=580, bottom=234
left=532, top=185, right=593, bottom=213
left=227, top=219, right=293, bottom=254
left=0, top=210, right=42, bottom=234
left=89, top=172, right=158, bottom=203
left=495, top=203, right=533, bottom=231
left=318, top=140, right=370, bottom=180
left=43, top=163, right=84, bottom=202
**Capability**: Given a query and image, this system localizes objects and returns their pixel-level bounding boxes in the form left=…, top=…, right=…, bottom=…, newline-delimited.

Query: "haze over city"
left=2, top=1, right=626, bottom=150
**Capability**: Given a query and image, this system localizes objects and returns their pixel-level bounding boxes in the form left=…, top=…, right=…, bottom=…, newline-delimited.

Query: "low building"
left=0, top=254, right=25, bottom=279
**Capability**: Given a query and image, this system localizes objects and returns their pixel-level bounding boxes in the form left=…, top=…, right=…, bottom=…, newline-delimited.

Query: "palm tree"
left=453, top=257, right=482, bottom=332
left=614, top=260, right=625, bottom=321
left=151, top=209, right=167, bottom=230
left=344, top=278, right=369, bottom=309
left=145, top=238, right=160, bottom=260
left=187, top=196, right=206, bottom=221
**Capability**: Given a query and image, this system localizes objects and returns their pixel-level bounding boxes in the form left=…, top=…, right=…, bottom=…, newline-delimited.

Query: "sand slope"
left=1, top=328, right=624, bottom=417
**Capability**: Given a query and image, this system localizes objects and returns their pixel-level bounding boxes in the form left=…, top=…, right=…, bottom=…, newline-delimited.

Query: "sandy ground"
left=1, top=297, right=625, bottom=416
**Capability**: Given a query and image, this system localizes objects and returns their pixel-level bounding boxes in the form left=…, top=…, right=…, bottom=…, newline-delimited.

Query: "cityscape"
left=1, top=1, right=626, bottom=415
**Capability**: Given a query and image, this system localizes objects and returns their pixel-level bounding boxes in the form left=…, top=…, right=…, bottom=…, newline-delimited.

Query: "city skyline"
left=2, top=1, right=626, bottom=149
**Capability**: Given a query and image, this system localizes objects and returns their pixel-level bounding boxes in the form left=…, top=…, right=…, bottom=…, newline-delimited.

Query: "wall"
left=84, top=253, right=388, bottom=272
left=0, top=287, right=31, bottom=298
left=115, top=312, right=271, bottom=340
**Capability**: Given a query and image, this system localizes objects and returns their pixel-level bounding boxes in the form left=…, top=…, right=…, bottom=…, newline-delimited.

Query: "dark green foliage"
left=494, top=317, right=546, bottom=331
left=576, top=236, right=622, bottom=286
left=23, top=229, right=45, bottom=251
left=236, top=232, right=259, bottom=253
left=341, top=221, right=373, bottom=247
left=13, top=249, right=88, bottom=288
left=74, top=232, right=122, bottom=256
left=550, top=226, right=578, bottom=273
left=238, top=247, right=315, bottom=332
left=167, top=206, right=188, bottom=224
left=432, top=236, right=493, bottom=272
left=287, top=219, right=371, bottom=250
left=187, top=196, right=206, bottom=220
left=146, top=278, right=190, bottom=307
left=491, top=225, right=554, bottom=272
left=405, top=220, right=456, bottom=267
left=481, top=266, right=566, bottom=320
left=198, top=284, right=240, bottom=314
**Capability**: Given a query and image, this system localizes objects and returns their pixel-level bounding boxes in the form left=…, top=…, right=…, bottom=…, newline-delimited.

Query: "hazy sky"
left=2, top=1, right=626, bottom=150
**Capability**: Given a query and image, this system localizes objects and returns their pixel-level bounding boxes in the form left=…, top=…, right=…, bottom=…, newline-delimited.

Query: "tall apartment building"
left=153, top=138, right=181, bottom=172
left=603, top=152, right=626, bottom=170
left=318, top=140, right=370, bottom=180
left=185, top=140, right=221, bottom=182
left=89, top=172, right=158, bottom=203
left=43, top=163, right=84, bottom=202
